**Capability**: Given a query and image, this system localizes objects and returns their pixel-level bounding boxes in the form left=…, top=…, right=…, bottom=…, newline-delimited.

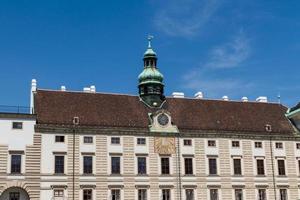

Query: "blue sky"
left=0, top=0, right=299, bottom=107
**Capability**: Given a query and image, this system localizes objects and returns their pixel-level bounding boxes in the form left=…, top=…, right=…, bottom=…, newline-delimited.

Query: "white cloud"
left=154, top=0, right=221, bottom=38
left=204, top=31, right=251, bottom=68
left=181, top=31, right=253, bottom=97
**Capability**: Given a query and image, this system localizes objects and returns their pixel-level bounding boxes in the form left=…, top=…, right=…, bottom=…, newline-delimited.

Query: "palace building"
left=0, top=39, right=300, bottom=200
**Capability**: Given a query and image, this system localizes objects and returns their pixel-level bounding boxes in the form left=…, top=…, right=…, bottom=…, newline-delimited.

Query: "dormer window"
left=12, top=122, right=23, bottom=129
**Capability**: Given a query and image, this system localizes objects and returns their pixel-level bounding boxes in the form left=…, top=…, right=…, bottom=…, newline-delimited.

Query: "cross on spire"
left=147, top=35, right=154, bottom=48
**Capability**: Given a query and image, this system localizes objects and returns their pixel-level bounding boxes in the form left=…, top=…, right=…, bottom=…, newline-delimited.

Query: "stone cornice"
left=35, top=124, right=300, bottom=141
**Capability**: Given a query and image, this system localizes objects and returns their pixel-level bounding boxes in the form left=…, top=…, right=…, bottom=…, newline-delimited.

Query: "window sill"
left=277, top=175, right=287, bottom=178
left=184, top=174, right=195, bottom=177
left=255, top=175, right=266, bottom=177
left=207, top=174, right=219, bottom=177
left=9, top=173, right=23, bottom=176
left=53, top=173, right=66, bottom=176
left=82, top=173, right=95, bottom=176
left=110, top=173, right=122, bottom=176
left=136, top=174, right=148, bottom=176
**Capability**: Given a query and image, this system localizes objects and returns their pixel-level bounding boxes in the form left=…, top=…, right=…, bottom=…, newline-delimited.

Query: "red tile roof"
left=34, top=90, right=294, bottom=135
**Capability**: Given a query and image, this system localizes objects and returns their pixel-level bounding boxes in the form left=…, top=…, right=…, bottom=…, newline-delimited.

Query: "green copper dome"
left=138, top=67, right=164, bottom=85
left=138, top=36, right=165, bottom=107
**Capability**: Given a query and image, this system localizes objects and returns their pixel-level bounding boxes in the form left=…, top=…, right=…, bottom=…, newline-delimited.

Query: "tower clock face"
left=157, top=113, right=169, bottom=126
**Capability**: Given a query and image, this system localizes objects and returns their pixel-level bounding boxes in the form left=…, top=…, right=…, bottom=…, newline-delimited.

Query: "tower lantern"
left=138, top=36, right=165, bottom=107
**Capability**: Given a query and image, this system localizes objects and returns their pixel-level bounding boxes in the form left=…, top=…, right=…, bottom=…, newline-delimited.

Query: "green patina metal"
left=138, top=36, right=165, bottom=107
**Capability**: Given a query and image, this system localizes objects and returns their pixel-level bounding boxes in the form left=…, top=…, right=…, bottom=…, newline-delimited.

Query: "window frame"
left=184, top=157, right=193, bottom=175
left=256, top=159, right=265, bottom=175
left=161, top=157, right=170, bottom=175
left=255, top=142, right=263, bottom=148
left=209, top=189, right=218, bottom=200
left=275, top=142, right=283, bottom=149
left=54, top=155, right=65, bottom=174
left=185, top=189, right=194, bottom=200
left=137, top=138, right=146, bottom=145
left=162, top=189, right=171, bottom=200
left=232, top=141, right=240, bottom=148
left=183, top=139, right=192, bottom=146
left=138, top=188, right=147, bottom=200
left=83, top=189, right=93, bottom=200
left=55, top=135, right=65, bottom=143
left=233, top=158, right=242, bottom=175
left=111, top=156, right=121, bottom=175
left=208, top=140, right=216, bottom=147
left=111, top=137, right=121, bottom=145
left=54, top=189, right=64, bottom=197
left=10, top=154, right=22, bottom=174
left=277, top=159, right=286, bottom=176
left=208, top=158, right=217, bottom=175
left=83, top=156, right=93, bottom=174
left=137, top=157, right=147, bottom=175
left=111, top=189, right=121, bottom=200
left=12, top=122, right=23, bottom=130
left=234, top=189, right=243, bottom=200
left=83, top=136, right=93, bottom=144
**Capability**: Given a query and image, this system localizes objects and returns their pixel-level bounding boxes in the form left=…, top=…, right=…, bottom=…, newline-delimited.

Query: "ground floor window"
left=111, top=189, right=120, bottom=200
left=234, top=189, right=243, bottom=200
left=138, top=189, right=147, bottom=200
left=279, top=189, right=287, bottom=200
left=258, top=189, right=266, bottom=200
left=162, top=189, right=171, bottom=200
left=54, top=189, right=64, bottom=197
left=185, top=189, right=194, bottom=200
left=83, top=189, right=93, bottom=200
left=9, top=192, right=20, bottom=200
left=210, top=189, right=218, bottom=200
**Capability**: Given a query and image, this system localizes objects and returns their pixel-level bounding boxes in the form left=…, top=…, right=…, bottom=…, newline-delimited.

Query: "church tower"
left=138, top=36, right=165, bottom=107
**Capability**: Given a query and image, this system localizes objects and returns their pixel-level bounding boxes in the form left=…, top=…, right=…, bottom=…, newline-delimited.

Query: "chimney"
left=90, top=85, right=96, bottom=93
left=61, top=86, right=66, bottom=91
left=83, top=87, right=91, bottom=93
left=222, top=95, right=229, bottom=101
left=256, top=96, right=268, bottom=103
left=172, top=92, right=185, bottom=98
left=30, top=79, right=37, bottom=114
left=241, top=96, right=248, bottom=102
left=194, top=92, right=203, bottom=99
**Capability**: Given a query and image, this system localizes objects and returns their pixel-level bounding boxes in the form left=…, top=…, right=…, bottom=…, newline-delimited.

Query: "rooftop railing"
left=0, top=105, right=31, bottom=114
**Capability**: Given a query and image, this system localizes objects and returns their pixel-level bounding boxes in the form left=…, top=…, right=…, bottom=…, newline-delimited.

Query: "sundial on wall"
left=154, top=137, right=176, bottom=154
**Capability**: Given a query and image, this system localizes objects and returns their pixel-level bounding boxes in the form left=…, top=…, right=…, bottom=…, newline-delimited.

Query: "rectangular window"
left=9, top=192, right=20, bottom=200
left=208, top=140, right=216, bottom=147
left=12, top=122, right=23, bottom=129
left=54, top=189, right=64, bottom=197
left=11, top=154, right=21, bottom=174
left=111, top=157, right=120, bottom=174
left=161, top=157, right=170, bottom=175
left=257, top=159, right=265, bottom=175
left=111, top=137, right=120, bottom=144
left=137, top=157, right=147, bottom=175
left=55, top=156, right=64, bottom=174
left=233, top=159, right=242, bottom=175
left=185, top=189, right=194, bottom=200
left=258, top=189, right=266, bottom=200
left=232, top=141, right=240, bottom=148
left=184, top=139, right=192, bottom=146
left=278, top=160, right=286, bottom=176
left=210, top=189, right=218, bottom=200
left=83, top=156, right=93, bottom=174
left=162, top=189, right=171, bottom=200
left=111, top=189, right=120, bottom=200
left=184, top=158, right=193, bottom=175
left=235, top=189, right=243, bottom=200
left=279, top=189, right=287, bottom=200
left=209, top=158, right=217, bottom=175
left=275, top=142, right=283, bottom=149
left=83, top=189, right=92, bottom=200
left=138, top=189, right=147, bottom=200
left=84, top=136, right=93, bottom=144
left=55, top=135, right=65, bottom=143
left=137, top=138, right=146, bottom=145
left=297, top=143, right=300, bottom=150
left=255, top=142, right=262, bottom=148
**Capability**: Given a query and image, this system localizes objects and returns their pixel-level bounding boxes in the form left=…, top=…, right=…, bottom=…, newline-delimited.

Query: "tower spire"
left=138, top=36, right=165, bottom=107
